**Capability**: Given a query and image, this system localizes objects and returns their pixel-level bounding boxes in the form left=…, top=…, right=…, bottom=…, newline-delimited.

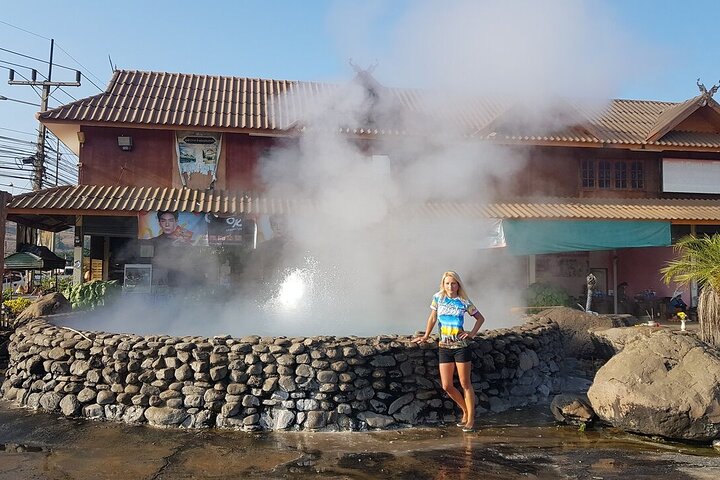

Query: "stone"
left=278, top=376, right=296, bottom=392
left=82, top=404, right=104, bottom=419
left=59, top=394, right=80, bottom=416
left=48, top=347, right=69, bottom=360
left=304, top=411, right=327, bottom=430
left=262, top=377, right=279, bottom=392
left=276, top=354, right=295, bottom=366
left=267, top=408, right=295, bottom=430
left=517, top=351, right=534, bottom=372
left=393, top=400, right=424, bottom=424
left=489, top=396, right=507, bottom=413
left=296, top=399, right=319, bottom=411
left=534, top=307, right=635, bottom=359
left=588, top=332, right=720, bottom=442
left=122, top=405, right=147, bottom=423
left=222, top=402, right=241, bottom=417
left=209, top=366, right=228, bottom=381
left=550, top=394, right=596, bottom=425
left=15, top=293, right=71, bottom=323
left=39, top=392, right=63, bottom=411
left=370, top=355, right=396, bottom=367
left=77, top=387, right=97, bottom=403
left=317, top=370, right=338, bottom=383
left=243, top=413, right=260, bottom=426
left=104, top=404, right=126, bottom=421
left=144, top=406, right=189, bottom=426
left=355, top=386, right=375, bottom=401
left=358, top=411, right=394, bottom=428
left=388, top=393, right=414, bottom=415
left=69, top=360, right=91, bottom=376
left=592, top=327, right=656, bottom=355
left=96, top=390, right=116, bottom=405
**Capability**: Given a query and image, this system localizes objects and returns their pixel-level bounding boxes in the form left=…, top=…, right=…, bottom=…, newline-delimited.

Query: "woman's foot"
left=456, top=412, right=468, bottom=427
left=461, top=425, right=476, bottom=433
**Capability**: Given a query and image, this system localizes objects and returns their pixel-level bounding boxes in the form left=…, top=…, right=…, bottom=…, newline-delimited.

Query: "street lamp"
left=0, top=95, right=40, bottom=107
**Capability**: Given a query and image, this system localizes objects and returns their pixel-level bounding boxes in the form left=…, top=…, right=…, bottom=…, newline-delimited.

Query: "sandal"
left=462, top=426, right=476, bottom=433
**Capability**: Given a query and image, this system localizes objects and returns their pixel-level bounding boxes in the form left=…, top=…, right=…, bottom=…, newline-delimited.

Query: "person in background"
left=412, top=271, right=486, bottom=432
left=617, top=281, right=631, bottom=314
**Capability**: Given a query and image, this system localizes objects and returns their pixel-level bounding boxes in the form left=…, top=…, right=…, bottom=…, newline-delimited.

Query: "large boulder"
left=592, top=326, right=657, bottom=355
left=587, top=331, right=720, bottom=442
left=15, top=293, right=71, bottom=325
left=534, top=307, right=637, bottom=359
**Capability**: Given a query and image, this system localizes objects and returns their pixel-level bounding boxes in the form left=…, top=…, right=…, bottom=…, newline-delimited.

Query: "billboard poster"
left=175, top=131, right=222, bottom=187
left=138, top=211, right=209, bottom=247
left=207, top=214, right=256, bottom=245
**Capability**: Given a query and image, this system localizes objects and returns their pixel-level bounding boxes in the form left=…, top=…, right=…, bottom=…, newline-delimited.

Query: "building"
left=6, top=69, right=720, bottom=312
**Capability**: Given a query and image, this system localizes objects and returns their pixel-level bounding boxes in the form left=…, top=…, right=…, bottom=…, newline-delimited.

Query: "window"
left=581, top=159, right=644, bottom=191
left=581, top=159, right=595, bottom=188
left=615, top=161, right=627, bottom=188
left=630, top=161, right=644, bottom=189
left=598, top=161, right=612, bottom=188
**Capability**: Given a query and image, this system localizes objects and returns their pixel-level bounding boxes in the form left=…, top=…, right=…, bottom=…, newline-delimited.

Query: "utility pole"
left=8, top=39, right=81, bottom=190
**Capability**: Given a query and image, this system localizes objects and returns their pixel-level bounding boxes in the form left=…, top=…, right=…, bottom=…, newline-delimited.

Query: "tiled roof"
left=9, top=185, right=720, bottom=222
left=484, top=198, right=720, bottom=221
left=7, top=184, right=300, bottom=215
left=39, top=70, right=720, bottom=148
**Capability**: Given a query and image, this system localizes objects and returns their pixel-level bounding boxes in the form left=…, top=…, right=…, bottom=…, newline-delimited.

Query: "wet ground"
left=1, top=400, right=719, bottom=479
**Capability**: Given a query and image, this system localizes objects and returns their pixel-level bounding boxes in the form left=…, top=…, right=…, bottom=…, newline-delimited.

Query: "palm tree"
left=660, top=234, right=720, bottom=348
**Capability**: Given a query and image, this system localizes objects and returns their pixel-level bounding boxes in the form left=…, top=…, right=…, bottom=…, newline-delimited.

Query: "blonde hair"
left=438, top=271, right=470, bottom=301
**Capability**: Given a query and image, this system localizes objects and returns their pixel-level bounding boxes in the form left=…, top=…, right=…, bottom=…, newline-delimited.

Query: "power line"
left=0, top=19, right=50, bottom=41
left=0, top=58, right=41, bottom=72
left=0, top=46, right=55, bottom=73
left=0, top=21, right=105, bottom=91
left=0, top=126, right=36, bottom=137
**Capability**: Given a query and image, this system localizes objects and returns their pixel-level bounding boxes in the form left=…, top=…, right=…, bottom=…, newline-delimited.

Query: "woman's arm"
left=459, top=310, right=485, bottom=339
left=412, top=310, right=437, bottom=343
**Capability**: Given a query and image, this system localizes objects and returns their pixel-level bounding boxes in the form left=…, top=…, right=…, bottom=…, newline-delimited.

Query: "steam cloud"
left=61, top=0, right=645, bottom=337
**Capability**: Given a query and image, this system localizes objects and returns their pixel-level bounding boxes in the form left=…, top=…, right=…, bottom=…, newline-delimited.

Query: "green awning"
left=503, top=220, right=671, bottom=255
left=4, top=244, right=67, bottom=271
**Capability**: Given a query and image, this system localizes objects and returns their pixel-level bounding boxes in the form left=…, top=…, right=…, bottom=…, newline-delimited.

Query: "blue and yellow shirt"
left=431, top=292, right=478, bottom=348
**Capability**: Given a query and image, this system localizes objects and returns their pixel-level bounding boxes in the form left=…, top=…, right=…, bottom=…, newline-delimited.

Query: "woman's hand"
left=411, top=335, right=429, bottom=344
left=458, top=331, right=474, bottom=340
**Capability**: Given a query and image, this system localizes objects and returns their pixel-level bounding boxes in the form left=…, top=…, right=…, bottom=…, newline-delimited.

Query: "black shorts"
left=438, top=346, right=471, bottom=364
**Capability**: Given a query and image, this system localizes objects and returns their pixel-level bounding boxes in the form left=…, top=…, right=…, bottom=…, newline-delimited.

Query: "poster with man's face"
left=138, top=211, right=208, bottom=246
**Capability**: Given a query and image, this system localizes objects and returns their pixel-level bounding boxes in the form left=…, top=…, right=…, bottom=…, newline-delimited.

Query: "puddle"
left=0, top=401, right=718, bottom=479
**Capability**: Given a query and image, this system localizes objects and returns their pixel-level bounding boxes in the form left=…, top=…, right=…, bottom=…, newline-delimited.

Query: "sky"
left=1, top=0, right=719, bottom=197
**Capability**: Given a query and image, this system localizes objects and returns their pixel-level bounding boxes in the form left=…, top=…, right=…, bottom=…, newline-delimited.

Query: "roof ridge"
left=113, top=68, right=318, bottom=87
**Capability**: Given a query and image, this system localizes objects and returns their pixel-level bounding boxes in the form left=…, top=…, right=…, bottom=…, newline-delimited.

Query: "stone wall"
left=1, top=317, right=562, bottom=430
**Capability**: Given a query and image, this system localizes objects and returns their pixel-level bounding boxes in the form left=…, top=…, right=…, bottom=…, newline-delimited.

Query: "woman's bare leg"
left=439, top=362, right=467, bottom=421
left=456, top=361, right=475, bottom=428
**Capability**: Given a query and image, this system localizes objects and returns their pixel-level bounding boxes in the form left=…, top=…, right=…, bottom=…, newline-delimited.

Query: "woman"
left=412, top=271, right=485, bottom=432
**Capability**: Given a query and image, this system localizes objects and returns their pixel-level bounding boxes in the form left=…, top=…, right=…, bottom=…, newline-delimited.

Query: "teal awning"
left=4, top=244, right=67, bottom=271
left=503, top=220, right=671, bottom=255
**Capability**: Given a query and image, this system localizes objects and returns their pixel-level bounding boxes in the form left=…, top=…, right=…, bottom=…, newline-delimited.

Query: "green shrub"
left=526, top=282, right=572, bottom=308
left=39, top=275, right=73, bottom=293
left=62, top=280, right=121, bottom=311
left=3, top=297, right=33, bottom=316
